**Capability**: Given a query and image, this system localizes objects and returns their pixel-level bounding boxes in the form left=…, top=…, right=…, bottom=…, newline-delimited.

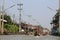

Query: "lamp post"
left=1, top=0, right=4, bottom=34
left=0, top=1, right=15, bottom=34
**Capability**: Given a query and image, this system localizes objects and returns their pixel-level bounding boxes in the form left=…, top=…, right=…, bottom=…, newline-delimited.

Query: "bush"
left=4, top=24, right=19, bottom=33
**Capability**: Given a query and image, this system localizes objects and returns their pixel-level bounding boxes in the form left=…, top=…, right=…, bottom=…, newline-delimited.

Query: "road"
left=0, top=35, right=60, bottom=40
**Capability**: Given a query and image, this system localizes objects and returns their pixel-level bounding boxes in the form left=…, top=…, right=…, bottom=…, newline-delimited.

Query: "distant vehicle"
left=42, top=32, right=47, bottom=36
left=42, top=28, right=49, bottom=36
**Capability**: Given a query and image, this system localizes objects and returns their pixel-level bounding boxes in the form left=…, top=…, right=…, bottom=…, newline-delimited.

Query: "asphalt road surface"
left=0, top=35, right=60, bottom=40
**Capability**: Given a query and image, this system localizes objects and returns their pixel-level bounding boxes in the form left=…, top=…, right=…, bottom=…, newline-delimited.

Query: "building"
left=21, top=22, right=43, bottom=36
left=50, top=12, right=59, bottom=35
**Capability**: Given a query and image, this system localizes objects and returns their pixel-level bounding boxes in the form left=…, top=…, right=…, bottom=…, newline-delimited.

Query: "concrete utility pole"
left=27, top=15, right=32, bottom=34
left=1, top=0, right=4, bottom=34
left=59, top=0, right=60, bottom=33
left=13, top=14, right=15, bottom=24
left=0, top=13, right=1, bottom=33
left=0, top=0, right=15, bottom=34
left=0, top=8, right=1, bottom=33
left=17, top=0, right=23, bottom=32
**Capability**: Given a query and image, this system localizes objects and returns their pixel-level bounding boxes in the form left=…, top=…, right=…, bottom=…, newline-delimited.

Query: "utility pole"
left=27, top=15, right=32, bottom=34
left=0, top=1, right=15, bottom=34
left=59, top=0, right=60, bottom=33
left=1, top=0, right=4, bottom=34
left=17, top=0, right=23, bottom=32
left=0, top=13, right=1, bottom=33
left=0, top=8, right=1, bottom=33
left=13, top=14, right=15, bottom=24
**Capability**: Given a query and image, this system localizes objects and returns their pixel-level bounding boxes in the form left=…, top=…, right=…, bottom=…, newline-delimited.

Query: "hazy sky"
left=0, top=0, right=59, bottom=30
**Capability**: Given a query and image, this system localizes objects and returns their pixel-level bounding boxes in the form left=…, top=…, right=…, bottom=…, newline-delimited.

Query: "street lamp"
left=0, top=19, right=7, bottom=22
left=1, top=0, right=4, bottom=34
left=0, top=4, right=15, bottom=30
left=0, top=2, right=15, bottom=34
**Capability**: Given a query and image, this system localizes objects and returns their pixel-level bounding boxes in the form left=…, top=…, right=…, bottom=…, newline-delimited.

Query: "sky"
left=0, top=0, right=59, bottom=30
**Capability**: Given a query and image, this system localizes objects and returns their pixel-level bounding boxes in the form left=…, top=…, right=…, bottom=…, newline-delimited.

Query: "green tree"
left=4, top=14, right=12, bottom=24
left=3, top=14, right=19, bottom=33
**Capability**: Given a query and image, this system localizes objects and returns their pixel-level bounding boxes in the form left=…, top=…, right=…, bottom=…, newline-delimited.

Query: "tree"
left=4, top=14, right=12, bottom=24
left=3, top=14, right=19, bottom=33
